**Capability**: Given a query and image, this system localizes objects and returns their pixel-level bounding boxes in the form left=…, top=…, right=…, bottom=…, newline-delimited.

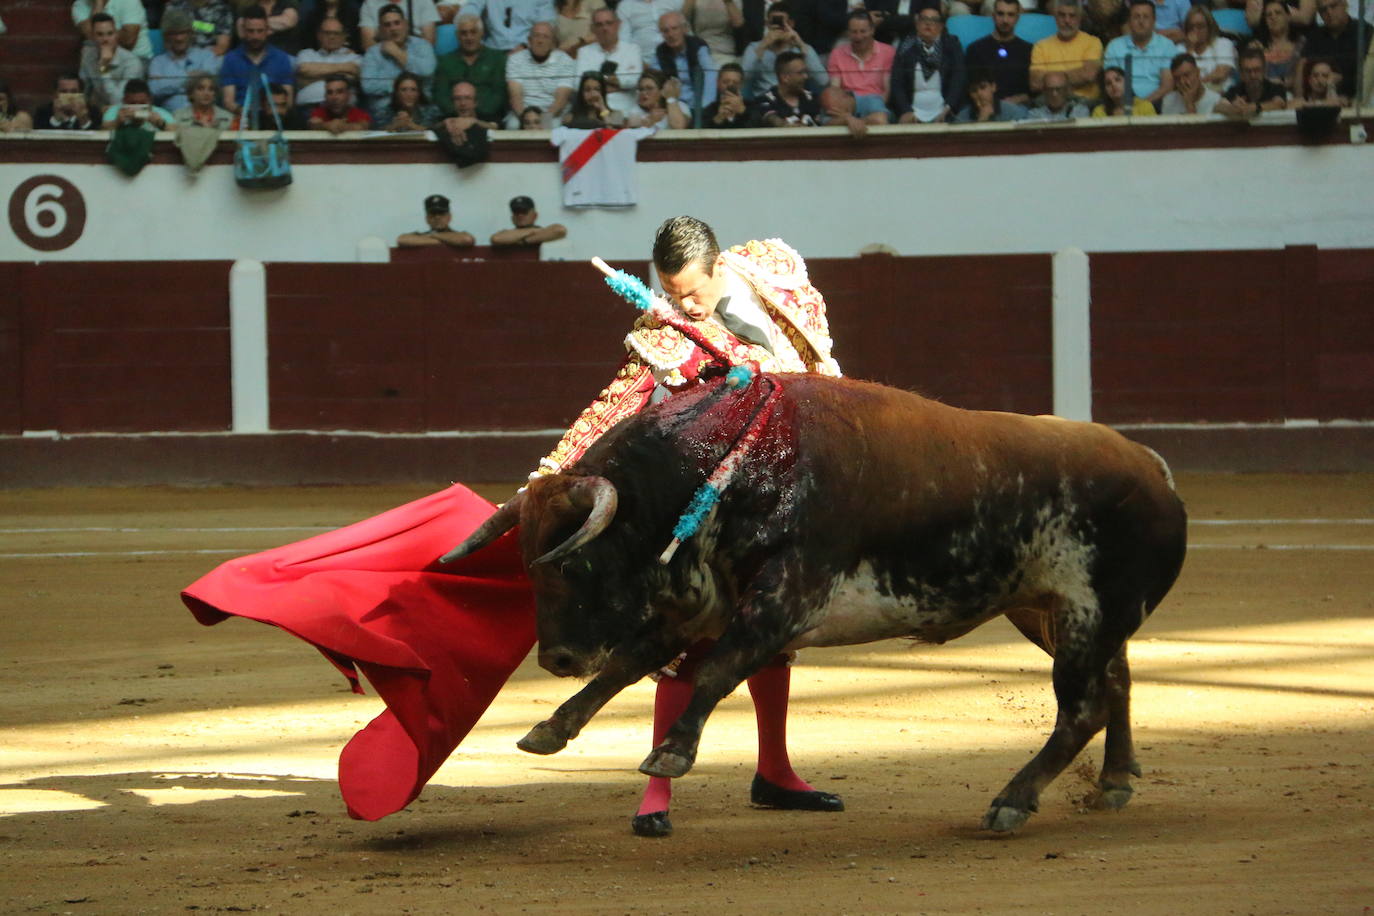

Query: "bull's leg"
left=982, top=599, right=1123, bottom=833
left=518, top=639, right=679, bottom=755
left=638, top=610, right=803, bottom=779
left=1097, top=646, right=1141, bottom=810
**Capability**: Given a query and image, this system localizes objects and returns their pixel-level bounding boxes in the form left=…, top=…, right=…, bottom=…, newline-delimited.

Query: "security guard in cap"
left=489, top=195, right=568, bottom=248
left=397, top=194, right=477, bottom=248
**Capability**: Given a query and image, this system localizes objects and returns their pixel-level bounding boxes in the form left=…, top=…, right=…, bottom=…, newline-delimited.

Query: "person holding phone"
left=100, top=78, right=174, bottom=130
left=574, top=7, right=643, bottom=111
left=739, top=1, right=827, bottom=100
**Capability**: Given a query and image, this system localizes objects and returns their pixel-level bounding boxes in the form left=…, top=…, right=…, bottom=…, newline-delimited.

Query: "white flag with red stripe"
left=551, top=125, right=659, bottom=209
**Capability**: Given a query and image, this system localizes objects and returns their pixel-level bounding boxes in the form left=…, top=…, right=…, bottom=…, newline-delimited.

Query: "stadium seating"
left=947, top=14, right=994, bottom=48
left=1212, top=8, right=1252, bottom=37
left=1016, top=12, right=1058, bottom=43
left=435, top=22, right=457, bottom=56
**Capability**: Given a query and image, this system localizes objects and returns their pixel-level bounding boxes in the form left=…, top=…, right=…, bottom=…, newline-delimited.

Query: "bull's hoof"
left=981, top=805, right=1032, bottom=833
left=750, top=774, right=845, bottom=812
left=631, top=811, right=673, bottom=838
left=1095, top=782, right=1135, bottom=811
left=516, top=720, right=568, bottom=755
left=639, top=746, right=693, bottom=778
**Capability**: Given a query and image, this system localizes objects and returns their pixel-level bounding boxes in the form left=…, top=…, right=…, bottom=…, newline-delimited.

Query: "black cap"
left=509, top=195, right=535, bottom=214
left=424, top=194, right=450, bottom=214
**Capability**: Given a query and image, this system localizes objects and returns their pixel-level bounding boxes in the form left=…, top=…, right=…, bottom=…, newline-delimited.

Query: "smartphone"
left=600, top=59, right=618, bottom=74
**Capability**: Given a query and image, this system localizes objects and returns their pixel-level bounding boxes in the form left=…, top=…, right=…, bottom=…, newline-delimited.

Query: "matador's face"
left=660, top=259, right=726, bottom=322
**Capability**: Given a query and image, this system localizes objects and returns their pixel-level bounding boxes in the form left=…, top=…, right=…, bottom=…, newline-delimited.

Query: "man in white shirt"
left=296, top=16, right=363, bottom=111
left=1160, top=51, right=1220, bottom=114
left=616, top=0, right=684, bottom=64
left=72, top=0, right=152, bottom=60
left=575, top=7, right=644, bottom=112
left=506, top=20, right=575, bottom=126
left=359, top=0, right=440, bottom=47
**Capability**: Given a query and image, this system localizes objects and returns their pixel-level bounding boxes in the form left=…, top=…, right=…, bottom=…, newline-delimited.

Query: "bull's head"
left=443, top=474, right=657, bottom=679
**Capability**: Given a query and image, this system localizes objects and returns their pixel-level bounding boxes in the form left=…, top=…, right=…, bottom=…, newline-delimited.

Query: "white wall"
left=3, top=136, right=1373, bottom=263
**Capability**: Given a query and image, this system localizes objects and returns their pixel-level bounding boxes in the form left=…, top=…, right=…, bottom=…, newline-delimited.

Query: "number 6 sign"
left=8, top=175, right=87, bottom=252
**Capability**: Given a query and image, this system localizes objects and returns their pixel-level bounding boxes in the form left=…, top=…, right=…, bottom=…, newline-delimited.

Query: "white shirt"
left=616, top=0, right=684, bottom=64
left=912, top=66, right=943, bottom=122
left=575, top=41, right=644, bottom=111
left=295, top=46, right=363, bottom=106
left=712, top=270, right=781, bottom=355
left=507, top=47, right=576, bottom=112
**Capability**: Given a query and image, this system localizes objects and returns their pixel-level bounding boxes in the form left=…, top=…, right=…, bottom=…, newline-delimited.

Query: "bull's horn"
left=440, top=492, right=525, bottom=563
left=533, top=476, right=618, bottom=566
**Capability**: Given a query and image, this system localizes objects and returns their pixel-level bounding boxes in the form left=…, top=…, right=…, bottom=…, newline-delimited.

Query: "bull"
left=445, top=373, right=1187, bottom=833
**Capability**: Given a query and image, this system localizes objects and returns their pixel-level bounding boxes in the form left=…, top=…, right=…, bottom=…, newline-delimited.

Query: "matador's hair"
left=653, top=215, right=721, bottom=277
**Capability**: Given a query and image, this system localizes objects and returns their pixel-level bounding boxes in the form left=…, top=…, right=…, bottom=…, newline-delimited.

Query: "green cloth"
left=105, top=121, right=156, bottom=175
left=432, top=47, right=508, bottom=122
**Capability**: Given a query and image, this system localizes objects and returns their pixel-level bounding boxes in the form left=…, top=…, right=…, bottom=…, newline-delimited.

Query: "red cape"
left=181, top=484, right=536, bottom=821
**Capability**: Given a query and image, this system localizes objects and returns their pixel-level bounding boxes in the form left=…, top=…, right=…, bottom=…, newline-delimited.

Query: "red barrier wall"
left=3, top=249, right=1369, bottom=436
left=1091, top=246, right=1374, bottom=423
left=2, top=261, right=232, bottom=434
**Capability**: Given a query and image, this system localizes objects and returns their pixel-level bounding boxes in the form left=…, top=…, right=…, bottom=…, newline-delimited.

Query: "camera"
left=600, top=60, right=618, bottom=74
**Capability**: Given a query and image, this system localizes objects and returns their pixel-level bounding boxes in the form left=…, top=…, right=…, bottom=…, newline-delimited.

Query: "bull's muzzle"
left=538, top=646, right=588, bottom=678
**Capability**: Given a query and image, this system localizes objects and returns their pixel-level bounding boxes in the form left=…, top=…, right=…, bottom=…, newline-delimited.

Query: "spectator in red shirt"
left=309, top=74, right=372, bottom=132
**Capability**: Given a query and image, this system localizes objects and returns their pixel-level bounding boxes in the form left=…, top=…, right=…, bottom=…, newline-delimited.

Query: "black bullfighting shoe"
left=631, top=811, right=673, bottom=837
left=749, top=774, right=845, bottom=812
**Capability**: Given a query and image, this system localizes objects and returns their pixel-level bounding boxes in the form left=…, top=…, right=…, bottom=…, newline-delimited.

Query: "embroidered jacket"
left=536, top=238, right=841, bottom=476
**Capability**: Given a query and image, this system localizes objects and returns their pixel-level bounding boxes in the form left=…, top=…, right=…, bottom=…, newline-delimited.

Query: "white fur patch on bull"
left=1011, top=501, right=1101, bottom=652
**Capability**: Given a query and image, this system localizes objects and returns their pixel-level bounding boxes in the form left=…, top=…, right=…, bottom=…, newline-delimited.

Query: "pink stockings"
left=635, top=658, right=814, bottom=817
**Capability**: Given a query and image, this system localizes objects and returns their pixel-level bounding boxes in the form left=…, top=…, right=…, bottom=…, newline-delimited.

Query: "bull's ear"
left=440, top=492, right=525, bottom=563
left=532, top=476, right=618, bottom=566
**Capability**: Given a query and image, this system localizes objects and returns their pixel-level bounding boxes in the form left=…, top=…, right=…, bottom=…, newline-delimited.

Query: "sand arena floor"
left=1, top=474, right=1372, bottom=915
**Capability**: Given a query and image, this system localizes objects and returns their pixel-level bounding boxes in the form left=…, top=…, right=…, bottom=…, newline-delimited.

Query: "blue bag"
left=234, top=72, right=293, bottom=189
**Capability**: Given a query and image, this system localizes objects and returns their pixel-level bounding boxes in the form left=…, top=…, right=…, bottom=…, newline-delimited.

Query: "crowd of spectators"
left=1, top=0, right=1370, bottom=136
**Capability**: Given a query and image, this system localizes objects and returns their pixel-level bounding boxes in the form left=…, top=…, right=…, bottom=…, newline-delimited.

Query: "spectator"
left=1091, top=63, right=1157, bottom=113
left=490, top=195, right=568, bottom=246
left=965, top=0, right=1033, bottom=104
left=506, top=21, right=576, bottom=127
left=1215, top=45, right=1288, bottom=116
left=72, top=0, right=153, bottom=60
left=80, top=12, right=147, bottom=114
left=1254, top=0, right=1303, bottom=89
left=148, top=9, right=221, bottom=113
left=867, top=0, right=940, bottom=47
left=173, top=71, right=234, bottom=126
left=397, top=194, right=476, bottom=247
left=434, top=16, right=508, bottom=120
left=297, top=17, right=363, bottom=112
left=891, top=7, right=965, bottom=123
left=301, top=0, right=363, bottom=52
left=220, top=6, right=297, bottom=115
left=1299, top=0, right=1372, bottom=96
left=741, top=2, right=828, bottom=100
left=34, top=73, right=98, bottom=129
left=1030, top=0, right=1103, bottom=101
left=563, top=69, right=618, bottom=124
left=827, top=11, right=895, bottom=121
left=442, top=79, right=502, bottom=133
left=654, top=11, right=717, bottom=114
left=1083, top=0, right=1127, bottom=40
left=1150, top=0, right=1192, bottom=41
left=464, top=0, right=558, bottom=51
left=248, top=0, right=304, bottom=54
left=361, top=4, right=437, bottom=112
left=575, top=8, right=644, bottom=113
left=0, top=79, right=34, bottom=132
left=374, top=71, right=441, bottom=128
left=1160, top=51, right=1220, bottom=112
left=819, top=84, right=879, bottom=134
left=160, top=0, right=235, bottom=56
left=703, top=61, right=753, bottom=125
left=617, top=0, right=685, bottom=63
left=1026, top=67, right=1090, bottom=116
left=1179, top=5, right=1235, bottom=92
left=1103, top=0, right=1181, bottom=109
left=758, top=48, right=820, bottom=125
left=359, top=0, right=439, bottom=47
left=682, top=0, right=743, bottom=65
left=956, top=70, right=1030, bottom=120
left=519, top=104, right=545, bottom=126
left=1290, top=56, right=1347, bottom=105
left=1243, top=0, right=1316, bottom=31
left=626, top=68, right=690, bottom=125
left=270, top=82, right=311, bottom=127
left=100, top=77, right=174, bottom=129
left=555, top=0, right=607, bottom=53
left=308, top=73, right=372, bottom=130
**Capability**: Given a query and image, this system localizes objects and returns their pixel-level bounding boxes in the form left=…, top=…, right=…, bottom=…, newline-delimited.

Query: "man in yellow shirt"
left=1030, top=0, right=1103, bottom=100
